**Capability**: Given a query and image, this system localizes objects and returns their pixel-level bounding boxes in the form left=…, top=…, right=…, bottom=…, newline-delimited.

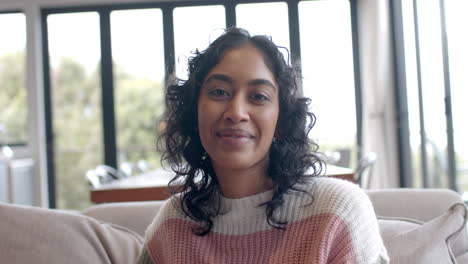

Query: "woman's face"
left=197, top=44, right=279, bottom=172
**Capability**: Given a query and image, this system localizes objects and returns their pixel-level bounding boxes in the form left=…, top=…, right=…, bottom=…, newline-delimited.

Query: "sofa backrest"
left=83, top=188, right=465, bottom=235
left=83, top=200, right=165, bottom=236
left=0, top=202, right=143, bottom=264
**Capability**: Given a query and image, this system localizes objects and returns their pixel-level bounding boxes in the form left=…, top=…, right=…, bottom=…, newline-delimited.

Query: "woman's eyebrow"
left=204, top=74, right=276, bottom=91
left=248, top=79, right=277, bottom=91
left=204, top=74, right=233, bottom=84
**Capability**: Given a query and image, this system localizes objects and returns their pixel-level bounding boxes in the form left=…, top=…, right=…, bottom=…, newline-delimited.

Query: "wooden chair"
left=86, top=165, right=126, bottom=188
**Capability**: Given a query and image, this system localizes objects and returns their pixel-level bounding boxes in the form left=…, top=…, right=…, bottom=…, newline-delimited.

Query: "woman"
left=137, top=28, right=389, bottom=263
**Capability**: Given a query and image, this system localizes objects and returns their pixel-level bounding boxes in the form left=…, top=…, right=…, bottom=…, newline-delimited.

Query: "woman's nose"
left=223, top=95, right=249, bottom=123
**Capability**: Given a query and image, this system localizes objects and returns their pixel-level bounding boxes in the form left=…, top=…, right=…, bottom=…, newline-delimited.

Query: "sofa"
left=1, top=188, right=467, bottom=264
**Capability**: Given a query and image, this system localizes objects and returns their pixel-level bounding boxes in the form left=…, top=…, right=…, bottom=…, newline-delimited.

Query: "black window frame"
left=41, top=0, right=362, bottom=208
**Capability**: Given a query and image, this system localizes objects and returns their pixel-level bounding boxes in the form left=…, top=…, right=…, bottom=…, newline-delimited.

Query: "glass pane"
left=236, top=2, right=290, bottom=58
left=299, top=0, right=356, bottom=168
left=111, top=9, right=165, bottom=176
left=0, top=13, right=27, bottom=145
left=47, top=12, right=102, bottom=210
left=446, top=0, right=468, bottom=194
left=402, top=0, right=423, bottom=187
left=173, top=5, right=226, bottom=79
left=416, top=0, right=449, bottom=188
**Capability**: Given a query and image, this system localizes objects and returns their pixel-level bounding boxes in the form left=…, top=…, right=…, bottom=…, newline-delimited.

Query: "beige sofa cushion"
left=0, top=202, right=143, bottom=264
left=82, top=200, right=164, bottom=236
left=378, top=203, right=468, bottom=264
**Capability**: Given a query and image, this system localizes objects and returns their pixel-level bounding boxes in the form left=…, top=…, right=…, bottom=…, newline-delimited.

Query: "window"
left=173, top=5, right=226, bottom=79
left=42, top=1, right=360, bottom=209
left=236, top=2, right=290, bottom=53
left=0, top=12, right=27, bottom=146
left=110, top=9, right=165, bottom=174
left=445, top=0, right=468, bottom=193
left=402, top=0, right=423, bottom=187
left=299, top=0, right=357, bottom=167
left=47, top=12, right=103, bottom=210
left=401, top=0, right=468, bottom=193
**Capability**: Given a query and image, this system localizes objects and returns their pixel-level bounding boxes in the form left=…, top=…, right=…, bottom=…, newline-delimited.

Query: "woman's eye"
left=208, top=89, right=229, bottom=97
left=251, top=93, right=269, bottom=102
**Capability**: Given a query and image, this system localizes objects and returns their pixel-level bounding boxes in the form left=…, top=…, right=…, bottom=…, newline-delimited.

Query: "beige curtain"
left=357, top=0, right=399, bottom=188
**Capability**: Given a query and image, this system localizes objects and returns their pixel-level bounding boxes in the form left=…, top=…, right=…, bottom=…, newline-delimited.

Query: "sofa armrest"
left=367, top=188, right=463, bottom=222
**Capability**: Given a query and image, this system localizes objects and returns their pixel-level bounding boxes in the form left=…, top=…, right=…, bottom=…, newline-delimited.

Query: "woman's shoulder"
left=286, top=177, right=388, bottom=263
left=143, top=194, right=188, bottom=241
left=296, top=176, right=367, bottom=200
left=311, top=176, right=368, bottom=204
left=285, top=176, right=375, bottom=221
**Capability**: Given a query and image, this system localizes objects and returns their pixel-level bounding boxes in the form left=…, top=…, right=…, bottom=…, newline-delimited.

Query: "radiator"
left=0, top=158, right=34, bottom=205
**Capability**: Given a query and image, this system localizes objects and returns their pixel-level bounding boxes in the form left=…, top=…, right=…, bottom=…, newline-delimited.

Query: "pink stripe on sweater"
left=147, top=214, right=356, bottom=264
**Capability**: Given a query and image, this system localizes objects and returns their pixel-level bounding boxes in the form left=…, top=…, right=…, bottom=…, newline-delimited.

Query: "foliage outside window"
left=0, top=13, right=27, bottom=146
left=111, top=9, right=165, bottom=176
left=47, top=11, right=167, bottom=210
left=47, top=12, right=104, bottom=210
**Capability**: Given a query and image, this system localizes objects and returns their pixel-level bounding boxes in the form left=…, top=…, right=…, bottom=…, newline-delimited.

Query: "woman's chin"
left=210, top=153, right=268, bottom=172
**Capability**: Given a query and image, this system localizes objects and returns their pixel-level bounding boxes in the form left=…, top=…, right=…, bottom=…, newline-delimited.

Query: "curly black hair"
left=157, top=27, right=323, bottom=236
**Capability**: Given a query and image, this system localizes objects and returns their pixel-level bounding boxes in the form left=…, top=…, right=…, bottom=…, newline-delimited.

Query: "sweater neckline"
left=219, top=188, right=274, bottom=210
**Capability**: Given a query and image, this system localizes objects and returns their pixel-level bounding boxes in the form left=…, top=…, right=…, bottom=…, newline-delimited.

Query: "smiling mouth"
left=216, top=128, right=254, bottom=139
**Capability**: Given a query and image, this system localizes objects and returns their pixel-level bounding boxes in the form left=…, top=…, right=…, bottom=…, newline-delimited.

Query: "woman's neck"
left=212, top=161, right=273, bottom=199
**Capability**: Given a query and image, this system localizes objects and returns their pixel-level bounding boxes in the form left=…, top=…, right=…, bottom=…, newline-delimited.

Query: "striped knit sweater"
left=137, top=177, right=389, bottom=263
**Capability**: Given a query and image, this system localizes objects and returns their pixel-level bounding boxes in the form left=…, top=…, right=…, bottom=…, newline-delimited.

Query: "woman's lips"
left=216, top=128, right=254, bottom=147
left=216, top=128, right=253, bottom=138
